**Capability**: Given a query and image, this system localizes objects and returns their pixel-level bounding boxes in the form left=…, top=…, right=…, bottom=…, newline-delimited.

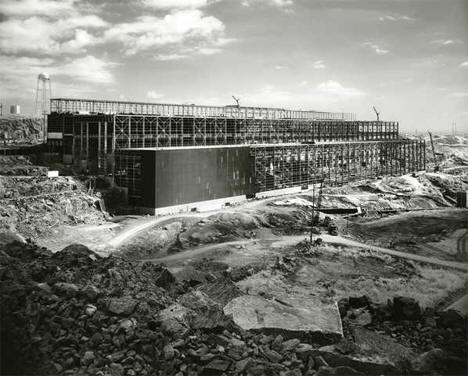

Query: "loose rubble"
left=1, top=238, right=466, bottom=376
left=0, top=116, right=43, bottom=145
left=0, top=175, right=107, bottom=238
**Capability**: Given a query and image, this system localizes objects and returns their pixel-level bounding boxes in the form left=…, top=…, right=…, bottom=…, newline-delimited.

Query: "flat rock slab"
left=445, top=294, right=468, bottom=317
left=223, top=295, right=343, bottom=344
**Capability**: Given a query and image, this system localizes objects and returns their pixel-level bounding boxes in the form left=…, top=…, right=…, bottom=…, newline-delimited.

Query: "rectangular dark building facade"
left=115, top=145, right=255, bottom=213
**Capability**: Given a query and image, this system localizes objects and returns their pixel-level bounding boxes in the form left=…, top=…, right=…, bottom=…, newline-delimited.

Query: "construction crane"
left=232, top=95, right=240, bottom=109
left=427, top=131, right=441, bottom=172
left=373, top=106, right=380, bottom=121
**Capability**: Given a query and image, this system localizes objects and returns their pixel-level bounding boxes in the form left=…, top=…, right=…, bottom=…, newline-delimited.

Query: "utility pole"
left=310, top=184, right=316, bottom=244
left=428, top=131, right=439, bottom=172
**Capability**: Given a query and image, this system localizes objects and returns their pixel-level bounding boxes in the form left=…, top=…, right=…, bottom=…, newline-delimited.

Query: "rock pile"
left=0, top=176, right=107, bottom=238
left=1, top=239, right=466, bottom=375
left=0, top=115, right=43, bottom=145
left=0, top=241, right=353, bottom=376
left=0, top=155, right=47, bottom=176
left=338, top=295, right=467, bottom=375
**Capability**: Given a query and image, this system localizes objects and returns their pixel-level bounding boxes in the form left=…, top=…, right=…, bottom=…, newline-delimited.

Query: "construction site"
left=45, top=98, right=424, bottom=213
left=1, top=96, right=467, bottom=376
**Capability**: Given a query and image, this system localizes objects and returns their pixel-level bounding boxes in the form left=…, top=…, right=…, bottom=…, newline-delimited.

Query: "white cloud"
left=147, top=90, right=164, bottom=100
left=431, top=39, right=458, bottom=46
left=240, top=81, right=365, bottom=109
left=316, top=80, right=365, bottom=98
left=362, top=42, right=389, bottom=55
left=0, top=54, right=115, bottom=104
left=154, top=53, right=188, bottom=61
left=379, top=15, right=415, bottom=22
left=241, top=0, right=293, bottom=9
left=142, top=0, right=212, bottom=9
left=459, top=61, right=468, bottom=67
left=0, top=0, right=76, bottom=17
left=0, top=15, right=107, bottom=55
left=50, top=56, right=116, bottom=84
left=312, top=60, right=325, bottom=69
left=60, top=29, right=100, bottom=53
left=449, top=92, right=468, bottom=98
left=274, top=64, right=288, bottom=70
left=103, top=10, right=227, bottom=58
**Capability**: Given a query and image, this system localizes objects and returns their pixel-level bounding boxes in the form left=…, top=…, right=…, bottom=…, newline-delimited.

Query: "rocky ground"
left=0, top=156, right=108, bottom=239
left=0, top=115, right=44, bottom=145
left=1, top=237, right=466, bottom=376
left=1, top=136, right=467, bottom=375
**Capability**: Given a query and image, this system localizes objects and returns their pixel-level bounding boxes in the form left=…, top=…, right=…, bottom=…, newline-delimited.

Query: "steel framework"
left=250, top=140, right=426, bottom=191
left=50, top=98, right=356, bottom=121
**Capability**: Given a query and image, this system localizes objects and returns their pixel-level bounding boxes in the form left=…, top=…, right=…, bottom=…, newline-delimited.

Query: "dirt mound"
left=0, top=115, right=43, bottom=145
left=0, top=155, right=47, bottom=176
left=2, top=235, right=466, bottom=375
left=0, top=176, right=107, bottom=239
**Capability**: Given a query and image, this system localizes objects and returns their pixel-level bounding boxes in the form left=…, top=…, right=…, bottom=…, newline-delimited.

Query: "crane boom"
left=372, top=106, right=380, bottom=121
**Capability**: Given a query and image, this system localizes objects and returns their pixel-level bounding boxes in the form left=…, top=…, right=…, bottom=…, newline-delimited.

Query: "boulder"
left=223, top=295, right=343, bottom=344
left=316, top=327, right=414, bottom=375
left=316, top=366, right=365, bottom=376
left=81, top=285, right=100, bottom=301
left=411, top=348, right=446, bottom=374
left=201, top=358, right=232, bottom=375
left=444, top=294, right=468, bottom=318
left=196, top=278, right=243, bottom=306
left=53, top=244, right=100, bottom=266
left=0, top=231, right=26, bottom=249
left=352, top=327, right=415, bottom=367
left=105, top=297, right=138, bottom=315
left=317, top=351, right=400, bottom=376
left=152, top=265, right=175, bottom=289
left=53, top=282, right=80, bottom=297
left=348, top=296, right=369, bottom=309
left=158, top=303, right=192, bottom=336
left=392, top=297, right=421, bottom=321
left=438, top=309, right=465, bottom=329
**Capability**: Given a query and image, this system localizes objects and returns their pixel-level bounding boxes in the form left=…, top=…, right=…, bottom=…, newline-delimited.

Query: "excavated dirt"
left=0, top=115, right=44, bottom=145
left=1, top=136, right=467, bottom=375
left=1, top=239, right=466, bottom=376
left=0, top=175, right=108, bottom=239
left=346, top=209, right=468, bottom=261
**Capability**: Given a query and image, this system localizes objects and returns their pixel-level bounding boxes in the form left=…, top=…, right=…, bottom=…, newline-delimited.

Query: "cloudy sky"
left=0, top=0, right=467, bottom=132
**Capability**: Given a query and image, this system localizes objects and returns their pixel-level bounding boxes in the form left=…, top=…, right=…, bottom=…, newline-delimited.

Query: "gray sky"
left=0, top=0, right=467, bottom=132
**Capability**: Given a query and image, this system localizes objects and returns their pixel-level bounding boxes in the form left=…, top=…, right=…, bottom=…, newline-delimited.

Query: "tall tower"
left=34, top=72, right=52, bottom=141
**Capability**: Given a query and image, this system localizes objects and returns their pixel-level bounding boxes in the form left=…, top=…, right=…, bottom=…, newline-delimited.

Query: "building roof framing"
left=50, top=98, right=356, bottom=121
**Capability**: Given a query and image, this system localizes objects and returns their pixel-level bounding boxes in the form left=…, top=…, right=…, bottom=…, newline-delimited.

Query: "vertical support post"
left=86, top=121, right=89, bottom=171
left=98, top=121, right=101, bottom=171
left=112, top=115, right=116, bottom=153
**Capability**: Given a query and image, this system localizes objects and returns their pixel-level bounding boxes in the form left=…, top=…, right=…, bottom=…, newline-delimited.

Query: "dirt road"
left=271, top=234, right=468, bottom=272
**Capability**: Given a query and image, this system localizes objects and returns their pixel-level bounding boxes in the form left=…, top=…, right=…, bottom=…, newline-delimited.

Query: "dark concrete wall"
left=152, top=147, right=254, bottom=208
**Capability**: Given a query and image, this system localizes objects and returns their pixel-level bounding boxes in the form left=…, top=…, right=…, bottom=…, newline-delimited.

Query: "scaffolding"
left=49, top=113, right=398, bottom=158
left=50, top=98, right=356, bottom=121
left=250, top=140, right=426, bottom=192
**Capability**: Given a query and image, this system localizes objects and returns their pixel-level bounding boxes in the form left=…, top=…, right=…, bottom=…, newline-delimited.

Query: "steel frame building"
left=50, top=98, right=356, bottom=121
left=47, top=98, right=425, bottom=212
left=251, top=140, right=425, bottom=192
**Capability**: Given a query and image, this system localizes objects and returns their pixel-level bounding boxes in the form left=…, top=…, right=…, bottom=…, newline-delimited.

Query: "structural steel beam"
left=50, top=98, right=356, bottom=121
left=250, top=140, right=426, bottom=192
